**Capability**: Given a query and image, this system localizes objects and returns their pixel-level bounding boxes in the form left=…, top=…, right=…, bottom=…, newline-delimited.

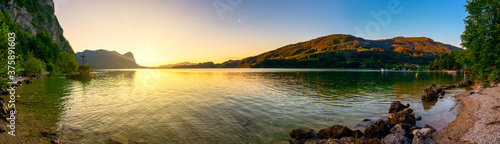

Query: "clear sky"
left=54, top=0, right=468, bottom=67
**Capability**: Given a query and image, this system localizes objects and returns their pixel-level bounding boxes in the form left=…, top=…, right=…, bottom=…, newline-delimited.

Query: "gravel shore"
left=433, top=84, right=500, bottom=143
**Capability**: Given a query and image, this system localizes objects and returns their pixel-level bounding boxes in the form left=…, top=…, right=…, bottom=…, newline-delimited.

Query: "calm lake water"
left=17, top=69, right=468, bottom=143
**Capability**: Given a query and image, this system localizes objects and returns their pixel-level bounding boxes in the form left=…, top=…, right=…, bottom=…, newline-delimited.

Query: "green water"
left=8, top=69, right=468, bottom=143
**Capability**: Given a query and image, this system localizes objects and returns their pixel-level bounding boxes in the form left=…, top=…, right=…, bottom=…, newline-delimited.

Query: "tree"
left=24, top=51, right=45, bottom=77
left=462, top=0, right=500, bottom=81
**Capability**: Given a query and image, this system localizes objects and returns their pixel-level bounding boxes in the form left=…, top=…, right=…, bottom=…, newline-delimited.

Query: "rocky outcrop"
left=0, top=0, right=74, bottom=53
left=364, top=120, right=391, bottom=139
left=422, top=84, right=446, bottom=101
left=317, top=125, right=354, bottom=139
left=289, top=129, right=317, bottom=140
left=287, top=101, right=435, bottom=144
left=388, top=101, right=409, bottom=114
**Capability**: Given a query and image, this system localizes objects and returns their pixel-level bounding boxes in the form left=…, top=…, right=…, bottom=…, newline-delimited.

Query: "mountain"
left=234, top=34, right=461, bottom=68
left=76, top=50, right=143, bottom=69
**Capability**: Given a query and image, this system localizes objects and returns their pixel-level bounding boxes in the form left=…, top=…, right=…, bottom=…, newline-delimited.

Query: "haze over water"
left=18, top=69, right=467, bottom=143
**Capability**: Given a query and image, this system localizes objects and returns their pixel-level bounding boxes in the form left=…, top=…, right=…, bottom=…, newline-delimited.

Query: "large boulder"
left=412, top=128, right=435, bottom=144
left=364, top=120, right=391, bottom=139
left=317, top=125, right=353, bottom=139
left=383, top=134, right=411, bottom=144
left=388, top=101, right=408, bottom=114
left=289, top=128, right=316, bottom=140
left=422, top=84, right=439, bottom=101
left=390, top=124, right=413, bottom=139
left=388, top=108, right=416, bottom=125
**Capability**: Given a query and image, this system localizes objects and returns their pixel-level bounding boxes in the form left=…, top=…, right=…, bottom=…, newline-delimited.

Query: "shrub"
left=24, top=52, right=44, bottom=77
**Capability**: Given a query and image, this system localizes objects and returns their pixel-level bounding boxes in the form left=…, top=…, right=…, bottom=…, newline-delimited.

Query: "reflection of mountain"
left=76, top=50, right=143, bottom=69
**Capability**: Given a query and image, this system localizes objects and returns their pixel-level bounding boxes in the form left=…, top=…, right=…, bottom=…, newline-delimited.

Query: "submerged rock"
left=289, top=128, right=317, bottom=140
left=317, top=125, right=353, bottom=139
left=383, top=134, right=411, bottom=144
left=364, top=120, right=391, bottom=139
left=109, top=134, right=129, bottom=144
left=41, top=129, right=56, bottom=136
left=52, top=137, right=65, bottom=144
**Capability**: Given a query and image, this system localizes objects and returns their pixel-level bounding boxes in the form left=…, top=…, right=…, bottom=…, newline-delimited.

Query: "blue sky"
left=56, top=0, right=469, bottom=66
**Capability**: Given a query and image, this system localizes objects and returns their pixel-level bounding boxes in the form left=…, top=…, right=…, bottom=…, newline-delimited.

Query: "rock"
left=42, top=129, right=56, bottom=136
left=412, top=128, right=434, bottom=136
left=390, top=124, right=413, bottom=139
left=316, top=137, right=354, bottom=144
left=9, top=108, right=17, bottom=115
left=422, top=124, right=436, bottom=133
left=0, top=98, right=8, bottom=115
left=52, top=137, right=65, bottom=144
left=422, top=84, right=439, bottom=101
left=388, top=101, right=408, bottom=114
left=10, top=84, right=18, bottom=88
left=412, top=128, right=436, bottom=144
left=0, top=90, right=8, bottom=95
left=437, top=87, right=445, bottom=96
left=317, top=125, right=353, bottom=139
left=109, top=134, right=129, bottom=144
left=363, top=118, right=371, bottom=121
left=0, top=125, right=6, bottom=132
left=383, top=134, right=411, bottom=144
left=134, top=138, right=148, bottom=144
left=352, top=130, right=365, bottom=138
left=388, top=108, right=416, bottom=125
left=358, top=137, right=381, bottom=144
left=290, top=128, right=316, bottom=140
left=364, top=120, right=391, bottom=139
left=62, top=124, right=83, bottom=133
left=412, top=134, right=434, bottom=144
left=416, top=116, right=422, bottom=121
left=445, top=84, right=456, bottom=89
left=24, top=79, right=32, bottom=84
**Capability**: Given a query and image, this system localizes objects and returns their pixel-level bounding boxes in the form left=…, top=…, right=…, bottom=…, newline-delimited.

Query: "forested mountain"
left=234, top=34, right=461, bottom=68
left=75, top=50, right=143, bottom=69
left=0, top=0, right=78, bottom=79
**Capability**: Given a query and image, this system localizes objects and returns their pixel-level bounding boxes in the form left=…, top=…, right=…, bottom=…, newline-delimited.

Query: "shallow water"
left=16, top=69, right=467, bottom=143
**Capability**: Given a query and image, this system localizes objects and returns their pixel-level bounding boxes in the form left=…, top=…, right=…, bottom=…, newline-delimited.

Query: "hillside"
left=76, top=50, right=143, bottom=69
left=0, top=0, right=73, bottom=53
left=235, top=34, right=461, bottom=68
left=0, top=0, right=79, bottom=74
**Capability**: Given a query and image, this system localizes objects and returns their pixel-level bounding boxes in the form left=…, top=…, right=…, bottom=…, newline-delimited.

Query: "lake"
left=15, top=69, right=468, bottom=143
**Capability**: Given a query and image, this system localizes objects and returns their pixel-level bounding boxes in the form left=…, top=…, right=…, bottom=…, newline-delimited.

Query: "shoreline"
left=432, top=83, right=500, bottom=143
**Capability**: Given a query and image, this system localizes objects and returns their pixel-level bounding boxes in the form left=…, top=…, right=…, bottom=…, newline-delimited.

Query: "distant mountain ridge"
left=76, top=50, right=143, bottom=69
left=234, top=34, right=461, bottom=68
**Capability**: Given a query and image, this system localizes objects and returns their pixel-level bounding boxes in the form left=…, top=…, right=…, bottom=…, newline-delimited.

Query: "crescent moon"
left=238, top=19, right=242, bottom=23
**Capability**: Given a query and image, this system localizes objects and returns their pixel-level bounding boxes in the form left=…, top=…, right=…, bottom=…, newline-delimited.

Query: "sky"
left=54, top=0, right=468, bottom=67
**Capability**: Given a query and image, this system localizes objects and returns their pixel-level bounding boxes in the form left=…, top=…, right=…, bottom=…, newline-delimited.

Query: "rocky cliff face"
left=123, top=52, right=136, bottom=63
left=0, top=0, right=73, bottom=53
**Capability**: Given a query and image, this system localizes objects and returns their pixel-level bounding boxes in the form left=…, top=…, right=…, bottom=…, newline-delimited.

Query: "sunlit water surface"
left=27, top=69, right=470, bottom=143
